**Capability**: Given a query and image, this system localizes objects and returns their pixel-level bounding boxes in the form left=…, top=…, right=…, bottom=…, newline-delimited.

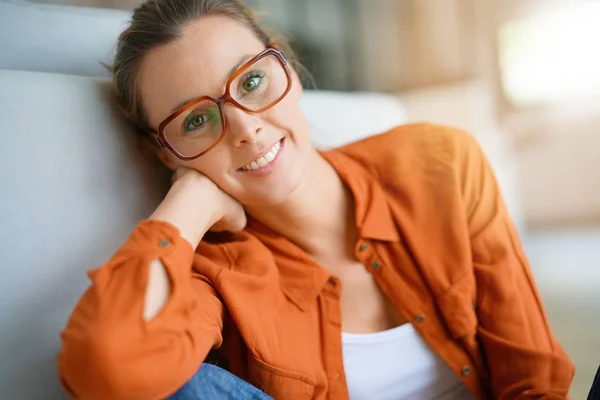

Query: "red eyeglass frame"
left=150, top=47, right=292, bottom=161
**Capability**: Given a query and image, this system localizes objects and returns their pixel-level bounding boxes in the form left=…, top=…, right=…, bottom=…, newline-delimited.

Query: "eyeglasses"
left=151, top=47, right=292, bottom=161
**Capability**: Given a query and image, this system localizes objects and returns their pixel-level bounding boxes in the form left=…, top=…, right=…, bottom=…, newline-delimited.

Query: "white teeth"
left=264, top=151, right=275, bottom=162
left=242, top=140, right=282, bottom=171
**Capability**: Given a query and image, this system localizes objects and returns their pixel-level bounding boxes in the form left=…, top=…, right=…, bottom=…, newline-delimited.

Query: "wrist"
left=148, top=181, right=222, bottom=245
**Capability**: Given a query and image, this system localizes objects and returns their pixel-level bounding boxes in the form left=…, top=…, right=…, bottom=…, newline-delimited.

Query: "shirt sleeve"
left=58, top=219, right=225, bottom=400
left=458, top=132, right=575, bottom=399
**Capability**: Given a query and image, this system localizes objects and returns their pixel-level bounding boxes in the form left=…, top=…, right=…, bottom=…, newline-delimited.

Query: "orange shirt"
left=59, top=124, right=574, bottom=400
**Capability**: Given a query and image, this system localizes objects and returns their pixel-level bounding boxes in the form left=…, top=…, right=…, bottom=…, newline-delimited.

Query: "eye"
left=242, top=72, right=263, bottom=92
left=185, top=114, right=207, bottom=132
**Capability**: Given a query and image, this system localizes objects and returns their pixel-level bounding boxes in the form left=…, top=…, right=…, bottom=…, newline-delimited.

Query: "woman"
left=58, top=0, right=575, bottom=399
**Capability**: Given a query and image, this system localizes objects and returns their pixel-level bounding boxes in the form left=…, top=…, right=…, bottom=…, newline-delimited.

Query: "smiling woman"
left=130, top=12, right=313, bottom=208
left=58, top=0, right=575, bottom=399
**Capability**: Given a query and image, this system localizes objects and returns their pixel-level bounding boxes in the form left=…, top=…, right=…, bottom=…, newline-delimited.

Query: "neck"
left=244, top=149, right=356, bottom=259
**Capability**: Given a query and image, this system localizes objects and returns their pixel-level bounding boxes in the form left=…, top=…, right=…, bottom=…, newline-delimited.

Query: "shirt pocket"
left=435, top=271, right=478, bottom=339
left=247, top=352, right=317, bottom=400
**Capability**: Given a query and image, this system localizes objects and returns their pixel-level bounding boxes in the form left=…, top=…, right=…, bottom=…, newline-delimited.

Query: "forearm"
left=144, top=176, right=221, bottom=320
left=143, top=259, right=171, bottom=321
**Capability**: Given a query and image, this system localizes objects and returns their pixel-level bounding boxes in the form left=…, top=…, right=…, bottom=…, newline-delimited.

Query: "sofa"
left=0, top=0, right=521, bottom=398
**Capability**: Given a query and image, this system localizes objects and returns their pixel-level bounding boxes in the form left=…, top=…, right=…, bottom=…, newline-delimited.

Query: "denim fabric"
left=167, top=363, right=273, bottom=400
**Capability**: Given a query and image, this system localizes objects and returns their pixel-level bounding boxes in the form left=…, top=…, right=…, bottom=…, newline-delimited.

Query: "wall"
left=394, top=0, right=600, bottom=228
left=506, top=101, right=600, bottom=227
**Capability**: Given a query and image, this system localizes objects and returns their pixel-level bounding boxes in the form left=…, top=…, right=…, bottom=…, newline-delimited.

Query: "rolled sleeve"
left=459, top=133, right=575, bottom=399
left=59, top=220, right=224, bottom=400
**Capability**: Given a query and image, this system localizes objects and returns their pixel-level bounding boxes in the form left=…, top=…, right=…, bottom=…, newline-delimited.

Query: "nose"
left=223, top=103, right=262, bottom=147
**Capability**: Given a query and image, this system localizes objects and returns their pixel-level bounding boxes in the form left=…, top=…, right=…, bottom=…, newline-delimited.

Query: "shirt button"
left=414, top=314, right=426, bottom=324
left=359, top=244, right=368, bottom=252
left=158, top=240, right=171, bottom=248
left=371, top=261, right=382, bottom=270
left=461, top=365, right=471, bottom=376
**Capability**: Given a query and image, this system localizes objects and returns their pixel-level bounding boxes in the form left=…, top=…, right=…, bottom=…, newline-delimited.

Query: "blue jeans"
left=167, top=363, right=273, bottom=400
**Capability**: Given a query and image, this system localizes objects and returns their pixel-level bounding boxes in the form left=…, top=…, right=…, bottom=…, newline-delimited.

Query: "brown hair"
left=111, top=0, right=306, bottom=133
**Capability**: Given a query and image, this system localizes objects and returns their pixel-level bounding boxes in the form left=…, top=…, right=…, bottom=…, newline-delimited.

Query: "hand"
left=170, top=167, right=246, bottom=233
left=150, top=167, right=246, bottom=248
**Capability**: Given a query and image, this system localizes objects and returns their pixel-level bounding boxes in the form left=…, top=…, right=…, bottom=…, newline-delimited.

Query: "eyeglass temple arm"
left=148, top=130, right=167, bottom=148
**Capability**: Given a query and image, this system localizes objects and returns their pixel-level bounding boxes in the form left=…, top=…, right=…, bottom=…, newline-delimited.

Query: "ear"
left=157, top=148, right=177, bottom=171
left=138, top=136, right=176, bottom=169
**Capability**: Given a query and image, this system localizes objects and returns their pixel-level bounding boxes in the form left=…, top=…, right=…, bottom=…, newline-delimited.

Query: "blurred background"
left=14, top=0, right=600, bottom=397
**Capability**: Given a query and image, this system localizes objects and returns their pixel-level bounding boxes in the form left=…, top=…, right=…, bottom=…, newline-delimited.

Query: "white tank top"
left=342, top=323, right=476, bottom=400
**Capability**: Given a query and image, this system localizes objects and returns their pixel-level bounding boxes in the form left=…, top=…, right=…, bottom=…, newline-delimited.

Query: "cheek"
left=265, top=98, right=310, bottom=142
left=184, top=150, right=232, bottom=184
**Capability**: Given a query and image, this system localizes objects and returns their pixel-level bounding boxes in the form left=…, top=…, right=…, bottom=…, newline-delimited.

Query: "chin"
left=237, top=175, right=303, bottom=207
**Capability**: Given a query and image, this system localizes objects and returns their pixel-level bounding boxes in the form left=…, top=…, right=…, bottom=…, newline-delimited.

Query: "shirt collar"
left=320, top=149, right=401, bottom=243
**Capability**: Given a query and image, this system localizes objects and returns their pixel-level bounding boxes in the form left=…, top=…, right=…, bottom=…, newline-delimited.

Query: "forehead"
left=138, top=15, right=266, bottom=129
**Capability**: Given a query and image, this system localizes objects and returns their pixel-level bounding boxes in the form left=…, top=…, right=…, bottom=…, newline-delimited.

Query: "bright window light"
left=498, top=2, right=600, bottom=106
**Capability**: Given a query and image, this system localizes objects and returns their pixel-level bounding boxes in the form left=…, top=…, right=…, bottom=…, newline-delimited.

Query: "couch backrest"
left=0, top=0, right=129, bottom=76
left=0, top=70, right=171, bottom=399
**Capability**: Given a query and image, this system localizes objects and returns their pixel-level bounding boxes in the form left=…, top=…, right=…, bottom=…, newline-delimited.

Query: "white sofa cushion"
left=300, top=90, right=407, bottom=148
left=0, top=0, right=130, bottom=76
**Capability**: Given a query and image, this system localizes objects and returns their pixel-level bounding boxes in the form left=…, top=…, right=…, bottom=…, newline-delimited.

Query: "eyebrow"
left=169, top=54, right=255, bottom=114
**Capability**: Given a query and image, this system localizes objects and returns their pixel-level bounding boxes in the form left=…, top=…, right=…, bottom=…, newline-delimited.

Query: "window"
left=498, top=2, right=600, bottom=107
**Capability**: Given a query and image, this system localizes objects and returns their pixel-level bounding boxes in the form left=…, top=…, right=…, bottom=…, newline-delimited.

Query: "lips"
left=240, top=139, right=283, bottom=171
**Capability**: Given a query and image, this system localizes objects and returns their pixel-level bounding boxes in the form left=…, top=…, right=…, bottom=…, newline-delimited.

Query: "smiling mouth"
left=240, top=139, right=283, bottom=171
